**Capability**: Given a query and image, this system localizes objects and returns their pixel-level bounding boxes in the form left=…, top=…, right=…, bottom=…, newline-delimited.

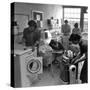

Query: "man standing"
left=61, top=20, right=71, bottom=50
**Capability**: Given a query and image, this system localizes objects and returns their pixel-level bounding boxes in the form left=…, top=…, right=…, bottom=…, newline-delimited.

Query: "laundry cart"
left=60, top=60, right=77, bottom=84
left=60, top=50, right=77, bottom=84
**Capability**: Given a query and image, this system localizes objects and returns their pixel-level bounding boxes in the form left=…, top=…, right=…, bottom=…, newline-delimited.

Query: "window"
left=84, top=13, right=88, bottom=32
left=63, top=8, right=81, bottom=31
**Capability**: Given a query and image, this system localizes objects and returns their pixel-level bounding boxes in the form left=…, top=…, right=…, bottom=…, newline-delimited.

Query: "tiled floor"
left=31, top=64, right=68, bottom=87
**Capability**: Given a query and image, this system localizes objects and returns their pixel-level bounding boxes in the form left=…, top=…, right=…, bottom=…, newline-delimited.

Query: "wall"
left=14, top=2, right=63, bottom=30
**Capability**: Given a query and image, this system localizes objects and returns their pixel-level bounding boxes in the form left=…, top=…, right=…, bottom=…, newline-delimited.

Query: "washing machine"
left=13, top=48, right=43, bottom=87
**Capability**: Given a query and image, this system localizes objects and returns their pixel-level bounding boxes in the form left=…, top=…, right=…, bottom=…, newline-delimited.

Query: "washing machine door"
left=27, top=59, right=41, bottom=74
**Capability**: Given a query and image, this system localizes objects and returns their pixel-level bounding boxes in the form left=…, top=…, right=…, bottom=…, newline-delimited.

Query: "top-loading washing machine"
left=13, top=47, right=43, bottom=87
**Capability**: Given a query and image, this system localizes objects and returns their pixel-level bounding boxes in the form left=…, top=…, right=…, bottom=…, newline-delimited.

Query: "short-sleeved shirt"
left=23, top=27, right=40, bottom=46
left=72, top=28, right=81, bottom=35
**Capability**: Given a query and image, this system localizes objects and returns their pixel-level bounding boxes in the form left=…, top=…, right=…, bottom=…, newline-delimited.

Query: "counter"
left=14, top=43, right=36, bottom=56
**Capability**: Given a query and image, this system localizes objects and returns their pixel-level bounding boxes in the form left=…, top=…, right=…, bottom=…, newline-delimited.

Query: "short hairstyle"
left=64, top=20, right=68, bottom=23
left=69, top=34, right=81, bottom=44
left=74, top=23, right=78, bottom=28
left=28, top=20, right=37, bottom=29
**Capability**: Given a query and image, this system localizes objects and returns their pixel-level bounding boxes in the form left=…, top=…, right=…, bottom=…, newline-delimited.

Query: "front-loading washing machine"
left=13, top=48, right=43, bottom=87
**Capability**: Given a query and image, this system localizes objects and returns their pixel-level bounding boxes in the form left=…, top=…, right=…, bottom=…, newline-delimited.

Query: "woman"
left=72, top=23, right=81, bottom=35
left=23, top=20, right=40, bottom=47
left=69, top=34, right=88, bottom=83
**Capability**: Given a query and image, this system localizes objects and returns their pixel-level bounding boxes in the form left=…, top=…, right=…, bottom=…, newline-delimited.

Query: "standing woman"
left=23, top=20, right=40, bottom=47
left=72, top=23, right=81, bottom=35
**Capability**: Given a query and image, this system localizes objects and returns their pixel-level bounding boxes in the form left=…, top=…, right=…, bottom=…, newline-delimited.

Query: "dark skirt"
left=80, top=60, right=88, bottom=83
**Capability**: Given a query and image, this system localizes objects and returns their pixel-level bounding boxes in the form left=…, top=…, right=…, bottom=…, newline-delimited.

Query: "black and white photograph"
left=11, top=2, right=88, bottom=88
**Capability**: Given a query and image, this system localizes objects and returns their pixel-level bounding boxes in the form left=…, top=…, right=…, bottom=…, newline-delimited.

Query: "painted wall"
left=14, top=2, right=63, bottom=30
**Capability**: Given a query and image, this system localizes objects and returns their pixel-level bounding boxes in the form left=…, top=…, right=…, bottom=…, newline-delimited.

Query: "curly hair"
left=74, top=23, right=78, bottom=28
left=69, top=34, right=81, bottom=44
left=28, top=20, right=37, bottom=29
